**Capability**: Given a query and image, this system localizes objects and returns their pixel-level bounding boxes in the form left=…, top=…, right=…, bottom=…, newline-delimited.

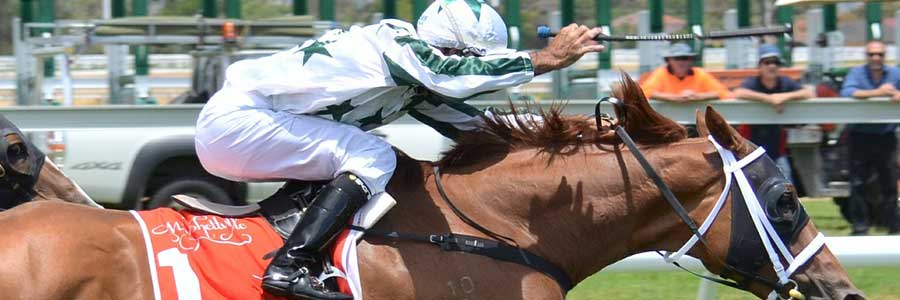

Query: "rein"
left=432, top=166, right=519, bottom=246
left=596, top=98, right=824, bottom=300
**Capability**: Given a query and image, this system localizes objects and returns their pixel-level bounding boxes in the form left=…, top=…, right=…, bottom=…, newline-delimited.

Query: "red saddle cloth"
left=132, top=208, right=284, bottom=300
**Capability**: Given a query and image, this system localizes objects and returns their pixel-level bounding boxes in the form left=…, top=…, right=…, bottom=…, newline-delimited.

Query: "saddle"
left=173, top=180, right=326, bottom=239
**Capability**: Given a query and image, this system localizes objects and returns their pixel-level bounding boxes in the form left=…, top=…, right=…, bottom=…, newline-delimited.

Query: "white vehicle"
left=33, top=121, right=449, bottom=209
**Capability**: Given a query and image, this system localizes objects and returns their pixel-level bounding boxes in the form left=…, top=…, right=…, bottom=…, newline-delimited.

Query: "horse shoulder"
left=0, top=202, right=152, bottom=300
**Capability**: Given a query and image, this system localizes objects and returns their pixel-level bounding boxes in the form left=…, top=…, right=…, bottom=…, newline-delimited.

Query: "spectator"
left=641, top=43, right=732, bottom=102
left=839, top=40, right=900, bottom=235
left=733, top=44, right=814, bottom=180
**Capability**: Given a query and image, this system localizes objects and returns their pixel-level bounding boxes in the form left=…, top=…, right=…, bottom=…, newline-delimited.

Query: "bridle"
left=597, top=98, right=826, bottom=300
left=0, top=115, right=46, bottom=210
left=0, top=134, right=43, bottom=209
left=378, top=98, right=828, bottom=298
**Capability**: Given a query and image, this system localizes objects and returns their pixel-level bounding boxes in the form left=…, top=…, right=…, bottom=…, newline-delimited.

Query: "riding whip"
left=537, top=24, right=793, bottom=42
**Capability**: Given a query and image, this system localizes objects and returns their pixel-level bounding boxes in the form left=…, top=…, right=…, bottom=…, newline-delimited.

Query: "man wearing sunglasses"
left=640, top=43, right=731, bottom=102
left=733, top=44, right=813, bottom=114
left=839, top=40, right=900, bottom=236
left=732, top=44, right=813, bottom=184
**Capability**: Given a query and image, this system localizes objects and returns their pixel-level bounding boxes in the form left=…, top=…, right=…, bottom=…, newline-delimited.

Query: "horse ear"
left=613, top=72, right=687, bottom=144
left=705, top=106, right=753, bottom=154
left=695, top=108, right=710, bottom=137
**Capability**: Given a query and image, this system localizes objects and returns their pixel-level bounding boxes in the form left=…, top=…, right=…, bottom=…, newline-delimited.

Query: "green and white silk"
left=224, top=19, right=533, bottom=139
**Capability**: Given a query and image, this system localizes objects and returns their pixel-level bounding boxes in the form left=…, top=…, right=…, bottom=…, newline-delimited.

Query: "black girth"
left=253, top=178, right=573, bottom=291
left=358, top=165, right=574, bottom=293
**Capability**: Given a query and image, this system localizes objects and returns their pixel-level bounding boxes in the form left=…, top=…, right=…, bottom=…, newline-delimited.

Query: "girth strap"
left=431, top=165, right=574, bottom=292
left=356, top=227, right=574, bottom=292
left=343, top=164, right=576, bottom=293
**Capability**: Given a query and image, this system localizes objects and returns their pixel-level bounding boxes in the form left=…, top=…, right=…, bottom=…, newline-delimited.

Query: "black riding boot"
left=262, top=173, right=370, bottom=300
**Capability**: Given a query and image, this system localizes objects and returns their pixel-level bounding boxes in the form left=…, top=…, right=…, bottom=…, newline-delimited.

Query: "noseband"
left=597, top=98, right=826, bottom=300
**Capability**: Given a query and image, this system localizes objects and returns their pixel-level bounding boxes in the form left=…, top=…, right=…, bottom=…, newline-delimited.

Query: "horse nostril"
left=844, top=293, right=866, bottom=300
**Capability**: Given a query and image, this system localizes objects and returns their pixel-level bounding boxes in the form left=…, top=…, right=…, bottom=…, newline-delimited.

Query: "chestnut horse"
left=0, top=76, right=864, bottom=300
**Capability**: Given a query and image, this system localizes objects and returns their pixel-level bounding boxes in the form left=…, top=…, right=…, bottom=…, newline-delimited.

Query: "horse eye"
left=6, top=143, right=31, bottom=173
left=776, top=192, right=798, bottom=220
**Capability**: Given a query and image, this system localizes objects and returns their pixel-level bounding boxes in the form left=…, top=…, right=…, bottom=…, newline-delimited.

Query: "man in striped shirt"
left=194, top=0, right=605, bottom=299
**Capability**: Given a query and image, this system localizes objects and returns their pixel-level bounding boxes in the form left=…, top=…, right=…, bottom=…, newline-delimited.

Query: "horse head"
left=689, top=106, right=864, bottom=300
left=605, top=74, right=862, bottom=300
left=425, top=73, right=863, bottom=300
left=0, top=114, right=101, bottom=210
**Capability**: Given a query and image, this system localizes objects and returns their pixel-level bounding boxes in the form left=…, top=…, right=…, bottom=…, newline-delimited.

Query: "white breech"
left=195, top=85, right=397, bottom=195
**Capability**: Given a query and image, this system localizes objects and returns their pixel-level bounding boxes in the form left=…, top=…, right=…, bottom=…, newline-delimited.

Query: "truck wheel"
left=143, top=179, right=234, bottom=209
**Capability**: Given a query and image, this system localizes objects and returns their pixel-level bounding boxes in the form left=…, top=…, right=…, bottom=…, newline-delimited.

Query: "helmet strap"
left=439, top=1, right=468, bottom=50
left=461, top=47, right=486, bottom=57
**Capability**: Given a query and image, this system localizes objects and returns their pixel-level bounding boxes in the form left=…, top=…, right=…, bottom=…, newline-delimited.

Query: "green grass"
left=800, top=198, right=896, bottom=236
left=567, top=199, right=900, bottom=300
left=568, top=268, right=900, bottom=300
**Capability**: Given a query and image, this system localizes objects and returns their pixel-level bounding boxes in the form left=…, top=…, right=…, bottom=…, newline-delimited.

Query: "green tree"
left=57, top=0, right=103, bottom=19
left=242, top=0, right=291, bottom=19
left=162, top=0, right=202, bottom=16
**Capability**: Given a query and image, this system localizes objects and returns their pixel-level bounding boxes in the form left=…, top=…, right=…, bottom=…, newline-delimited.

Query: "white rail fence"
left=1, top=98, right=899, bottom=130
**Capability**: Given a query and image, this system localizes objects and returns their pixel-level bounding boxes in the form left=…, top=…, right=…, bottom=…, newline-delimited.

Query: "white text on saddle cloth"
left=150, top=215, right=254, bottom=252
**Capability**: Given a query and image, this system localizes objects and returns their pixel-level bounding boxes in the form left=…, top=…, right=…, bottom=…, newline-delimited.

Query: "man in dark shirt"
left=733, top=44, right=813, bottom=179
left=839, top=40, right=900, bottom=235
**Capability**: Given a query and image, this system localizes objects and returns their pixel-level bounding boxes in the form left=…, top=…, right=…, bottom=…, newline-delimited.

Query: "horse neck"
left=33, top=158, right=101, bottom=208
left=441, top=139, right=724, bottom=284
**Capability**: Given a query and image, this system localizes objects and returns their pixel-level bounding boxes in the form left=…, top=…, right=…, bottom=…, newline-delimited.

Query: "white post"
left=549, top=10, right=567, bottom=99
left=895, top=10, right=900, bottom=67
left=637, top=10, right=665, bottom=76
left=13, top=17, right=37, bottom=105
left=696, top=272, right=718, bottom=300
left=824, top=32, right=844, bottom=72
left=807, top=8, right=824, bottom=85
left=371, top=12, right=383, bottom=24
left=57, top=52, right=73, bottom=106
left=596, top=25, right=616, bottom=97
left=103, top=0, right=111, bottom=19
left=724, top=9, right=746, bottom=69
left=106, top=45, right=130, bottom=104
left=103, top=0, right=131, bottom=104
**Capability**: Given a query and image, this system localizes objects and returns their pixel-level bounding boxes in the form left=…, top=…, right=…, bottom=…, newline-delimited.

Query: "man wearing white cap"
left=193, top=0, right=605, bottom=299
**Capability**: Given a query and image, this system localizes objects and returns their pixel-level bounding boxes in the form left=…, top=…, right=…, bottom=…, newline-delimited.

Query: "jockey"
left=194, top=0, right=604, bottom=299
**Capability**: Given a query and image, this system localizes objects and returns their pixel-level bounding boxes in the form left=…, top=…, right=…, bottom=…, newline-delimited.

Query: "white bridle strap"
left=724, top=146, right=766, bottom=174
left=663, top=137, right=734, bottom=263
left=731, top=157, right=790, bottom=280
left=665, top=136, right=826, bottom=295
left=786, top=232, right=825, bottom=275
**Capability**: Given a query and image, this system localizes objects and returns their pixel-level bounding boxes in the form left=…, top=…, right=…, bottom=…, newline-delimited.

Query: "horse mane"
left=438, top=73, right=687, bottom=168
